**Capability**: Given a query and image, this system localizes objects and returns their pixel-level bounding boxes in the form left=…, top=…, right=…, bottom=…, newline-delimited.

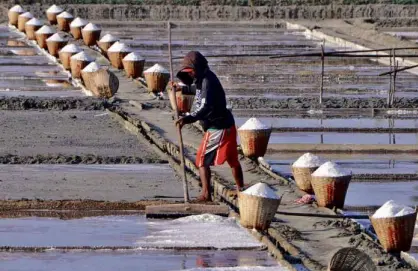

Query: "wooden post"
left=167, top=21, right=190, bottom=203
left=319, top=43, right=325, bottom=105
left=388, top=49, right=393, bottom=107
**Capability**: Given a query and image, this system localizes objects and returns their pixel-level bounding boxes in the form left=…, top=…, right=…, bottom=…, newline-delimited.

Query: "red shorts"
left=196, top=125, right=240, bottom=168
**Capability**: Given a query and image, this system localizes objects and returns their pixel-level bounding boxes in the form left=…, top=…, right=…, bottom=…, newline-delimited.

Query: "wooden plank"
left=145, top=203, right=230, bottom=219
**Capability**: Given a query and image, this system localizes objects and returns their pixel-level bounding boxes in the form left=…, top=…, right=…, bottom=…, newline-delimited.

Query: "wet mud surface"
left=0, top=97, right=107, bottom=110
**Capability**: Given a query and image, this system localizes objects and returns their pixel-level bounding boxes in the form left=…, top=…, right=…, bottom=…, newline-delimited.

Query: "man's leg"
left=197, top=166, right=212, bottom=201
left=231, top=163, right=244, bottom=191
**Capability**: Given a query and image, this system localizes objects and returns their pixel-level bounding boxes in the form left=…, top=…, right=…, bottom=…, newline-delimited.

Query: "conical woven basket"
left=370, top=209, right=417, bottom=252
left=35, top=33, right=53, bottom=49
left=311, top=175, right=351, bottom=209
left=70, top=26, right=83, bottom=40
left=176, top=92, right=195, bottom=114
left=8, top=10, right=23, bottom=26
left=46, top=12, right=59, bottom=25
left=291, top=166, right=318, bottom=194
left=122, top=59, right=145, bottom=78
left=57, top=17, right=73, bottom=32
left=238, top=128, right=271, bottom=158
left=25, top=25, right=41, bottom=40
left=144, top=72, right=170, bottom=93
left=328, top=248, right=377, bottom=271
left=97, top=40, right=117, bottom=57
left=238, top=192, right=281, bottom=230
left=46, top=40, right=67, bottom=57
left=81, top=69, right=119, bottom=98
left=108, top=51, right=130, bottom=69
left=82, top=30, right=101, bottom=47
left=70, top=59, right=91, bottom=79
left=17, top=16, right=31, bottom=32
left=59, top=51, right=76, bottom=70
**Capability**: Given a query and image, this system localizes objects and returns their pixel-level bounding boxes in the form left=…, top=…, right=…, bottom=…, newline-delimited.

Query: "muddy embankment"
left=3, top=3, right=418, bottom=21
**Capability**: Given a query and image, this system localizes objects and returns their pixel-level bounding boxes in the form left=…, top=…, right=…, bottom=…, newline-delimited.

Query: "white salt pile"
left=70, top=17, right=88, bottom=28
left=176, top=214, right=227, bottom=223
left=20, top=12, right=33, bottom=18
left=71, top=51, right=94, bottom=62
left=83, top=23, right=101, bottom=31
left=144, top=64, right=169, bottom=74
left=36, top=25, right=55, bottom=34
left=26, top=18, right=43, bottom=26
left=99, top=34, right=118, bottom=42
left=238, top=117, right=269, bottom=130
left=60, top=44, right=81, bottom=53
left=82, top=62, right=101, bottom=72
left=123, top=52, right=145, bottom=61
left=9, top=5, right=24, bottom=12
left=293, top=153, right=322, bottom=168
left=47, top=4, right=63, bottom=14
left=46, top=33, right=67, bottom=42
left=57, top=11, right=73, bottom=18
left=242, top=182, right=280, bottom=199
left=373, top=200, right=415, bottom=218
left=312, top=161, right=351, bottom=178
left=108, top=42, right=132, bottom=53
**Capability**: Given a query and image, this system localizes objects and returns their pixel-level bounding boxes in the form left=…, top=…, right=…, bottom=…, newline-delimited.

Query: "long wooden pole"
left=167, top=21, right=190, bottom=203
left=388, top=49, right=393, bottom=106
left=379, top=63, right=418, bottom=76
left=319, top=43, right=325, bottom=105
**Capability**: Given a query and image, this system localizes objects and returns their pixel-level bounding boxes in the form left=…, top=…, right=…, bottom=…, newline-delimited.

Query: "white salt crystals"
left=242, top=182, right=280, bottom=199
left=293, top=153, right=322, bottom=168
left=46, top=33, right=67, bottom=42
left=82, top=62, right=101, bottom=72
left=144, top=64, right=169, bottom=74
left=238, top=117, right=269, bottom=130
left=108, top=42, right=132, bottom=53
left=83, top=23, right=101, bottom=31
left=20, top=12, right=33, bottom=18
left=71, top=51, right=94, bottom=62
left=373, top=200, right=415, bottom=218
left=60, top=44, right=81, bottom=53
left=57, top=11, right=73, bottom=18
left=26, top=18, right=43, bottom=26
left=312, top=161, right=351, bottom=177
left=10, top=5, right=24, bottom=12
left=99, top=34, right=118, bottom=42
left=70, top=17, right=88, bottom=28
left=47, top=4, right=63, bottom=13
left=36, top=25, right=55, bottom=34
left=123, top=52, right=145, bottom=61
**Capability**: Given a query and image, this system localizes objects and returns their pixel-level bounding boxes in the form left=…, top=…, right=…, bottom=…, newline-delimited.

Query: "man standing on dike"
left=174, top=51, right=244, bottom=202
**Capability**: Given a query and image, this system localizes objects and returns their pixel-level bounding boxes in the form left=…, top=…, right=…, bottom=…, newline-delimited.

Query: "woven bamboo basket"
left=370, top=209, right=417, bottom=252
left=122, top=59, right=145, bottom=78
left=291, top=166, right=318, bottom=194
left=144, top=72, right=170, bottom=93
left=8, top=10, right=23, bottom=26
left=327, top=248, right=377, bottom=271
left=70, top=59, right=91, bottom=79
left=311, top=175, right=351, bottom=209
left=46, top=40, right=67, bottom=57
left=238, top=128, right=271, bottom=158
left=81, top=69, right=119, bottom=98
left=70, top=26, right=83, bottom=40
left=108, top=51, right=130, bottom=69
left=46, top=12, right=59, bottom=25
left=168, top=91, right=195, bottom=114
left=82, top=30, right=101, bottom=47
left=59, top=51, right=76, bottom=70
left=35, top=33, right=53, bottom=49
left=238, top=192, right=281, bottom=230
left=25, top=25, right=41, bottom=40
left=17, top=16, right=31, bottom=32
left=57, top=17, right=73, bottom=32
left=97, top=40, right=117, bottom=57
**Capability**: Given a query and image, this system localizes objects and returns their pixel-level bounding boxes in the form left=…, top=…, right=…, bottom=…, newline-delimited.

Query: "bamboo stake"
left=319, top=43, right=325, bottom=105
left=167, top=21, right=190, bottom=203
left=388, top=49, right=393, bottom=106
left=379, top=63, right=418, bottom=76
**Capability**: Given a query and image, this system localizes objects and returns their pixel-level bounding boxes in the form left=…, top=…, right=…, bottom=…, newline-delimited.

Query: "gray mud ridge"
left=229, top=97, right=418, bottom=109
left=0, top=154, right=166, bottom=164
left=0, top=97, right=107, bottom=110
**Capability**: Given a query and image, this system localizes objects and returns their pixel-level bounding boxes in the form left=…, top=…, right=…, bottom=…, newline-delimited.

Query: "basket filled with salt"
left=8, top=5, right=25, bottom=26
left=46, top=4, right=63, bottom=25
left=70, top=17, right=88, bottom=40
left=370, top=200, right=417, bottom=252
left=237, top=118, right=271, bottom=158
left=17, top=12, right=33, bottom=32
left=81, top=23, right=101, bottom=47
left=81, top=62, right=119, bottom=98
left=122, top=52, right=145, bottom=79
left=168, top=82, right=195, bottom=114
left=238, top=182, right=281, bottom=230
left=107, top=42, right=132, bottom=69
left=25, top=18, right=43, bottom=40
left=97, top=34, right=119, bottom=57
left=70, top=51, right=94, bottom=79
left=311, top=161, right=351, bottom=209
left=35, top=25, right=55, bottom=49
left=56, top=11, right=73, bottom=32
left=292, top=153, right=322, bottom=194
left=143, top=64, right=170, bottom=93
left=59, top=44, right=82, bottom=70
left=46, top=33, right=68, bottom=57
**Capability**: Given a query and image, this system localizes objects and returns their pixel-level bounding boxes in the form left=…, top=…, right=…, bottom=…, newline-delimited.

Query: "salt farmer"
left=174, top=51, right=244, bottom=201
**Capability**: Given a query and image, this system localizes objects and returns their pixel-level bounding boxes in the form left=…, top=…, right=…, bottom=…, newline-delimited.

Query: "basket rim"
left=369, top=207, right=418, bottom=221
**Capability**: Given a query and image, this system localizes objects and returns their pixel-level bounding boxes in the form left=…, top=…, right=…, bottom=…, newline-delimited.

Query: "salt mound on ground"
left=312, top=161, right=350, bottom=177
left=60, top=44, right=81, bottom=53
left=99, top=34, right=118, bottom=42
left=123, top=52, right=145, bottom=61
left=175, top=214, right=227, bottom=223
left=36, top=25, right=55, bottom=34
left=83, top=23, right=101, bottom=31
left=82, top=62, right=101, bottom=72
left=10, top=5, right=24, bottom=12
left=293, top=153, right=322, bottom=168
left=26, top=18, right=43, bottom=26
left=238, top=118, right=269, bottom=130
left=108, top=42, right=132, bottom=53
left=373, top=200, right=415, bottom=218
left=70, top=17, right=88, bottom=28
left=57, top=11, right=73, bottom=18
left=47, top=4, right=63, bottom=13
left=71, top=51, right=94, bottom=62
left=46, top=33, right=67, bottom=42
left=242, top=182, right=280, bottom=199
left=144, top=64, right=169, bottom=74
